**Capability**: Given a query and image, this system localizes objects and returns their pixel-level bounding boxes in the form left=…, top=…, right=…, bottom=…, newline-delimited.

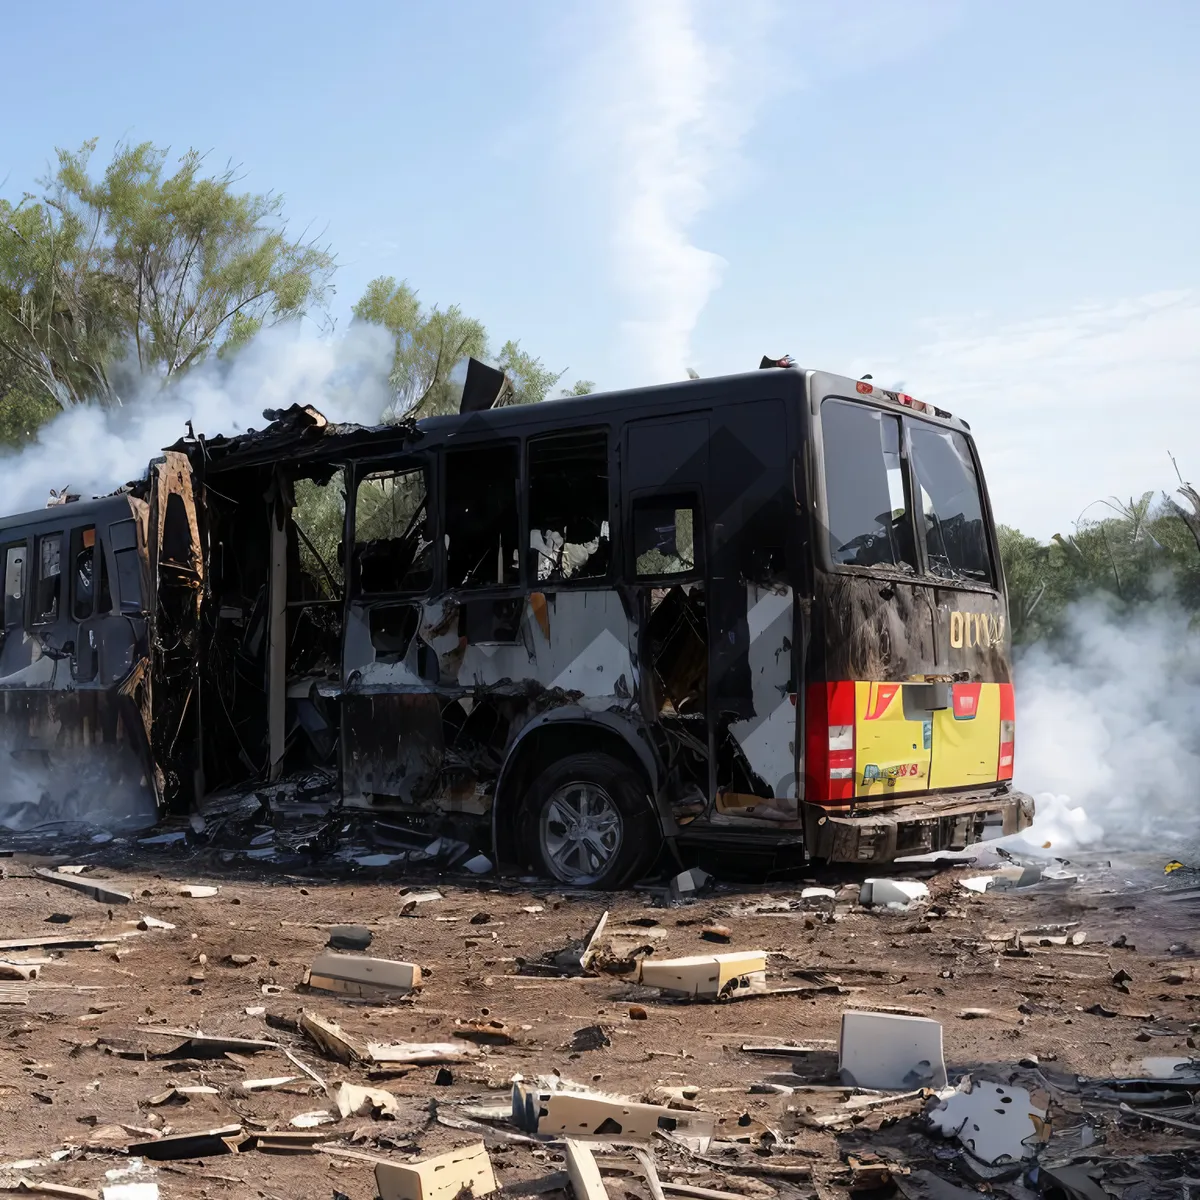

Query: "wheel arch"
left=490, top=708, right=667, bottom=867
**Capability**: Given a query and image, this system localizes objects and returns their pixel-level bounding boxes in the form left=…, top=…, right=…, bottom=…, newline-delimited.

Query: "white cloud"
left=575, top=0, right=778, bottom=384
left=869, top=291, right=1200, bottom=537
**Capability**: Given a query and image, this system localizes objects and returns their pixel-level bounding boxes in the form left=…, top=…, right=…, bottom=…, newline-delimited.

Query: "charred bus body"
left=0, top=362, right=1032, bottom=878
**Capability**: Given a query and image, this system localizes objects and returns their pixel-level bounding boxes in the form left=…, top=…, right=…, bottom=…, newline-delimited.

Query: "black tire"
left=519, top=751, right=661, bottom=889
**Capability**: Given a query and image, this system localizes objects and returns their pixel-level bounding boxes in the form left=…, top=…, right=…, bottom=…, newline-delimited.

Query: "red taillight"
left=856, top=380, right=873, bottom=394
left=998, top=683, right=1015, bottom=780
left=805, top=682, right=856, bottom=802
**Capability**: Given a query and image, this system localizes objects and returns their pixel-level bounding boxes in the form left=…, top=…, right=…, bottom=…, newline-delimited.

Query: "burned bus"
left=0, top=359, right=1032, bottom=880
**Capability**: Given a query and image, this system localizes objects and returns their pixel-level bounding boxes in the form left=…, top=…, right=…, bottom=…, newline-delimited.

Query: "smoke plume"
left=1012, top=598, right=1200, bottom=859
left=0, top=323, right=393, bottom=835
left=0, top=322, right=394, bottom=518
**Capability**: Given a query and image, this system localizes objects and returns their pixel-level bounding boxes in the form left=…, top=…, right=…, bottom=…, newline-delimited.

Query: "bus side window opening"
left=72, top=526, right=96, bottom=620
left=821, top=400, right=915, bottom=570
left=355, top=465, right=433, bottom=594
left=33, top=533, right=63, bottom=624
left=3, top=544, right=26, bottom=629
left=445, top=444, right=520, bottom=589
left=633, top=497, right=698, bottom=579
left=527, top=430, right=610, bottom=583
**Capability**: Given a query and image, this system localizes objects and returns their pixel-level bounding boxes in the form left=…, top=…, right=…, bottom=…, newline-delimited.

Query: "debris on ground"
left=304, top=951, right=422, bottom=998
left=0, top=825, right=1194, bottom=1199
left=859, top=878, right=930, bottom=909
left=838, top=1010, right=948, bottom=1089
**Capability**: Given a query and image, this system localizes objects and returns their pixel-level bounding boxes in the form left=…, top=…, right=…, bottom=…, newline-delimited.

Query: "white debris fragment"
left=290, top=1110, right=337, bottom=1128
left=859, top=879, right=930, bottom=908
left=839, top=1010, right=947, bottom=1089
left=927, top=1077, right=1050, bottom=1165
left=178, top=885, right=219, bottom=898
left=463, top=854, right=494, bottom=874
left=801, top=887, right=837, bottom=900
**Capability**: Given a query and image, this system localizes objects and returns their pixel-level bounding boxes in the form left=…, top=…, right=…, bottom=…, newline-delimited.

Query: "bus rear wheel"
left=520, top=751, right=661, bottom=889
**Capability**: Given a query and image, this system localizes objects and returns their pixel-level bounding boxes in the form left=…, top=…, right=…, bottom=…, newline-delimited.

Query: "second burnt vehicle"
left=0, top=358, right=1032, bottom=884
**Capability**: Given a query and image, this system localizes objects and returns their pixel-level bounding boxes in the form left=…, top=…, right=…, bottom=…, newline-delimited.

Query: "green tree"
left=353, top=276, right=595, bottom=419
left=999, top=485, right=1200, bottom=644
left=0, top=139, right=334, bottom=421
left=353, top=277, right=487, bottom=419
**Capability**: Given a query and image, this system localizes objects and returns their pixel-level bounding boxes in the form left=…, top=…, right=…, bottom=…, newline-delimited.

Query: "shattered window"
left=821, top=400, right=915, bottom=571
left=355, top=465, right=433, bottom=594
left=909, top=423, right=993, bottom=583
left=295, top=471, right=347, bottom=597
left=633, top=496, right=698, bottom=579
left=3, top=544, right=25, bottom=629
left=527, top=430, right=610, bottom=583
left=34, top=533, right=62, bottom=624
left=445, top=444, right=520, bottom=589
left=71, top=527, right=96, bottom=620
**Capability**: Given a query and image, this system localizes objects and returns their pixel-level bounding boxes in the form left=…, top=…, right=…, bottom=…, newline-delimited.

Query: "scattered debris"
left=366, top=1041, right=478, bottom=1065
left=32, top=867, right=132, bottom=905
left=304, top=952, right=422, bottom=998
left=327, top=924, right=373, bottom=950
left=453, top=1018, right=515, bottom=1045
left=565, top=1139, right=609, bottom=1200
left=463, top=854, right=493, bottom=874
left=511, top=1080, right=715, bottom=1140
left=135, top=917, right=174, bottom=931
left=638, top=951, right=767, bottom=999
left=859, top=879, right=930, bottom=909
left=300, top=1009, right=364, bottom=1064
left=957, top=1008, right=992, bottom=1020
left=253, top=1130, right=327, bottom=1153
left=177, top=885, right=219, bottom=898
left=927, top=1077, right=1051, bottom=1165
left=290, top=1110, right=337, bottom=1129
left=331, top=1080, right=402, bottom=1120
left=570, top=1024, right=611, bottom=1052
left=669, top=868, right=712, bottom=904
left=700, top=924, right=731, bottom=943
left=374, top=1141, right=497, bottom=1200
left=126, top=1124, right=244, bottom=1160
left=839, top=1010, right=947, bottom=1089
left=960, top=864, right=1044, bottom=893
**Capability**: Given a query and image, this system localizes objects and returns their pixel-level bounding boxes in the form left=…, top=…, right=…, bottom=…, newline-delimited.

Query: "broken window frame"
left=70, top=526, right=98, bottom=622
left=629, top=491, right=704, bottom=583
left=2, top=541, right=26, bottom=630
left=32, top=532, right=63, bottom=626
left=352, top=457, right=436, bottom=597
left=524, top=427, right=613, bottom=588
left=442, top=440, right=522, bottom=593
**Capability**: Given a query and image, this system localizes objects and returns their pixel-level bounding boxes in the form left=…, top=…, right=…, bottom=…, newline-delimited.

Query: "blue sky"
left=3, top=0, right=1197, bottom=536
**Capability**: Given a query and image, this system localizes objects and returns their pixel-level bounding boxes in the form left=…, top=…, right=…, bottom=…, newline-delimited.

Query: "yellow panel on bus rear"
left=854, top=681, right=931, bottom=797
left=929, top=683, right=1001, bottom=789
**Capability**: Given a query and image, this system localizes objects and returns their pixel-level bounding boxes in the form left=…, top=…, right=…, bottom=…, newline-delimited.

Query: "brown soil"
left=0, top=852, right=1194, bottom=1198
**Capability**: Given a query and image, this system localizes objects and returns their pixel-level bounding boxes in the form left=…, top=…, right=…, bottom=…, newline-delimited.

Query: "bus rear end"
left=800, top=371, right=1033, bottom=863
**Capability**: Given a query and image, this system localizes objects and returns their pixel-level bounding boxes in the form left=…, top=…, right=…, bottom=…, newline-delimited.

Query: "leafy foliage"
left=1000, top=483, right=1200, bottom=644
left=0, top=139, right=334, bottom=432
left=353, top=275, right=592, bottom=419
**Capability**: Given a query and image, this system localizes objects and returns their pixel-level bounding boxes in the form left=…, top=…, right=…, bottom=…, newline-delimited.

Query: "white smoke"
left=0, top=322, right=394, bottom=836
left=595, top=0, right=776, bottom=383
left=1011, top=598, right=1200, bottom=858
left=0, top=739, right=158, bottom=835
left=0, top=321, right=394, bottom=517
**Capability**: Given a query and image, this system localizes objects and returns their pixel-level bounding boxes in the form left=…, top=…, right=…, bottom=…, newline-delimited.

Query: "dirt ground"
left=0, top=845, right=1197, bottom=1199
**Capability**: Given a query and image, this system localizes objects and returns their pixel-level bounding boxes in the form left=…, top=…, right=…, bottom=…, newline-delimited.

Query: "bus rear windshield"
left=821, top=399, right=993, bottom=584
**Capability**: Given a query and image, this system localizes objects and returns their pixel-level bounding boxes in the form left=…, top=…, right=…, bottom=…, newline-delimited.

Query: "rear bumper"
left=804, top=789, right=1035, bottom=865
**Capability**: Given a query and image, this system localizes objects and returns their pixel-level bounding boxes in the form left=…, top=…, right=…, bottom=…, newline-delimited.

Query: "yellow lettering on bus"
left=950, top=611, right=964, bottom=648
